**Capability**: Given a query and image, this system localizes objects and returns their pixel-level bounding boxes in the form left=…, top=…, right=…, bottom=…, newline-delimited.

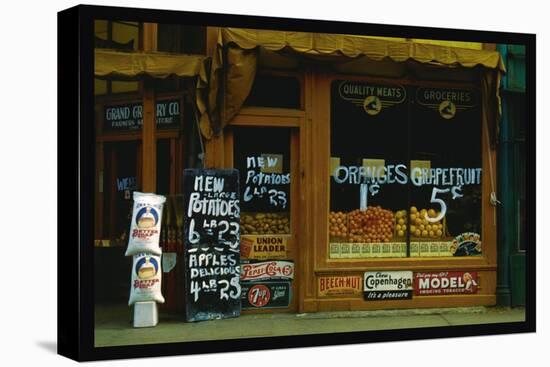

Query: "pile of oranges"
left=348, top=206, right=394, bottom=243
left=329, top=211, right=348, bottom=239
left=394, top=206, right=445, bottom=238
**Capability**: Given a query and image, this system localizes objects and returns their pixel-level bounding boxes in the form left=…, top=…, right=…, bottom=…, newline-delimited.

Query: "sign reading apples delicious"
left=183, top=169, right=241, bottom=322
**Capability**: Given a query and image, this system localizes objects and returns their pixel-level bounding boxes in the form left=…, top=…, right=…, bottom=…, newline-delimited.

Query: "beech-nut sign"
left=240, top=260, right=294, bottom=282
left=338, top=81, right=406, bottom=116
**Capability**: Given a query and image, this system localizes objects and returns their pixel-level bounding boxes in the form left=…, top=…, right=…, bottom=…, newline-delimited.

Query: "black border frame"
left=58, top=4, right=536, bottom=361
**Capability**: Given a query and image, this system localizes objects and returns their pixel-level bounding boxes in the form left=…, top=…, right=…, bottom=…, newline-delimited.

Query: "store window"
left=102, top=140, right=141, bottom=245
left=94, top=20, right=140, bottom=95
left=329, top=79, right=483, bottom=259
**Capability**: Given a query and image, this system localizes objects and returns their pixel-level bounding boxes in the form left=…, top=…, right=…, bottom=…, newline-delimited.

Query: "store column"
left=141, top=23, right=158, bottom=192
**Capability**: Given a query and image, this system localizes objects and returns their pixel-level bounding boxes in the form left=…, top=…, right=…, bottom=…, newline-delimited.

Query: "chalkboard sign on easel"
left=182, top=169, right=241, bottom=322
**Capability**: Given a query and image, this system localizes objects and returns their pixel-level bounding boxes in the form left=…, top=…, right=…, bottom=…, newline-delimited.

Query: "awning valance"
left=94, top=48, right=208, bottom=81
left=220, top=29, right=505, bottom=71
left=203, top=28, right=505, bottom=143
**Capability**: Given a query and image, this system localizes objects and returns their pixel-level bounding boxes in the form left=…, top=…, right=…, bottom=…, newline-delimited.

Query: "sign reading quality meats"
left=364, top=271, right=413, bottom=300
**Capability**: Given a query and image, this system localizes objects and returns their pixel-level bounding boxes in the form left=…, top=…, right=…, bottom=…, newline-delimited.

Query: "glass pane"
left=244, top=74, right=301, bottom=109
left=102, top=141, right=141, bottom=245
left=233, top=127, right=291, bottom=236
left=329, top=80, right=409, bottom=259
left=112, top=21, right=139, bottom=50
left=94, top=20, right=108, bottom=40
left=156, top=139, right=171, bottom=196
left=111, top=81, right=139, bottom=94
left=95, top=78, right=108, bottom=95
left=411, top=86, right=482, bottom=258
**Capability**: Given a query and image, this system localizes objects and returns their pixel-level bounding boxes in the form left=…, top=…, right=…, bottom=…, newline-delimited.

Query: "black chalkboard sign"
left=182, top=169, right=241, bottom=322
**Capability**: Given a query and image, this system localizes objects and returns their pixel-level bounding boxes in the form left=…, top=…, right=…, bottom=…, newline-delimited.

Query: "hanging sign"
left=183, top=169, right=241, bottom=322
left=416, top=88, right=479, bottom=119
left=241, top=281, right=291, bottom=309
left=104, top=99, right=181, bottom=131
left=363, top=271, right=413, bottom=300
left=414, top=271, right=478, bottom=295
left=337, top=81, right=406, bottom=115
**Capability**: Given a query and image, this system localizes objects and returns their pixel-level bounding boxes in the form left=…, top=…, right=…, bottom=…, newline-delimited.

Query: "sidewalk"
left=94, top=305, right=525, bottom=347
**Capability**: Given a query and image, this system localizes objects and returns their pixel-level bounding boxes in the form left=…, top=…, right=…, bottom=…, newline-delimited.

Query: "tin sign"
left=414, top=271, right=478, bottom=296
left=240, top=260, right=294, bottom=281
left=318, top=275, right=363, bottom=297
left=364, top=271, right=413, bottom=300
left=241, top=281, right=291, bottom=309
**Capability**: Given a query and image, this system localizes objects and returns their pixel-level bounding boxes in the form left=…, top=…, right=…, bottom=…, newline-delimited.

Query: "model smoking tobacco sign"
left=337, top=80, right=406, bottom=115
left=414, top=271, right=478, bottom=295
left=183, top=169, right=241, bottom=322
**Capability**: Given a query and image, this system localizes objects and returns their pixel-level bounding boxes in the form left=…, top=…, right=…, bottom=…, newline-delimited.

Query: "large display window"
left=328, top=79, right=483, bottom=260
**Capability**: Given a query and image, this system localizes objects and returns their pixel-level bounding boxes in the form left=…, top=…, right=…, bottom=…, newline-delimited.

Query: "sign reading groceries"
left=364, top=271, right=413, bottom=300
left=414, top=271, right=478, bottom=296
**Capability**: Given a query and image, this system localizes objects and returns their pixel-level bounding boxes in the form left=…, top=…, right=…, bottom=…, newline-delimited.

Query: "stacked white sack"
left=125, top=192, right=166, bottom=256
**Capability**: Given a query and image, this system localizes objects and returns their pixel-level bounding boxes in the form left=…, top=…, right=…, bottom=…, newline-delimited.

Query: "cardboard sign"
left=183, top=169, right=241, bottom=322
left=241, top=281, right=291, bottom=309
left=414, top=271, right=478, bottom=296
left=240, top=235, right=288, bottom=260
left=318, top=276, right=363, bottom=297
left=240, top=260, right=294, bottom=281
left=364, top=271, right=413, bottom=300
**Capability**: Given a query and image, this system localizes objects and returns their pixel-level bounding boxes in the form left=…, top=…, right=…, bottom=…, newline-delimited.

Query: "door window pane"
left=233, top=127, right=291, bottom=236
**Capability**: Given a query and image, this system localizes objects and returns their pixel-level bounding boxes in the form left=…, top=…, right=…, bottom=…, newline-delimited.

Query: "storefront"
left=94, top=25, right=506, bottom=314
left=202, top=29, right=504, bottom=313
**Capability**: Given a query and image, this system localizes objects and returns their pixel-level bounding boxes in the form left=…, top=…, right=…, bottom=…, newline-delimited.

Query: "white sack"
left=128, top=253, right=165, bottom=305
left=125, top=191, right=166, bottom=256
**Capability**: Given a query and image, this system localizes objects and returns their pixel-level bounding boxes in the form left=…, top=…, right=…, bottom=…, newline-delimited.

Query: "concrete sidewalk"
left=94, top=305, right=525, bottom=347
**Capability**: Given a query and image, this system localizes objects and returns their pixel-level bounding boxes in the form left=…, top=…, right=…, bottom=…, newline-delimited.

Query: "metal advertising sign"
left=363, top=271, right=413, bottom=301
left=241, top=281, right=291, bottom=309
left=414, top=271, right=478, bottom=296
left=240, top=260, right=294, bottom=281
left=318, top=275, right=363, bottom=297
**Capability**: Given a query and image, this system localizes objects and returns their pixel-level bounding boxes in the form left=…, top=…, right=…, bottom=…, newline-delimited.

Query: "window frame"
left=313, top=71, right=497, bottom=272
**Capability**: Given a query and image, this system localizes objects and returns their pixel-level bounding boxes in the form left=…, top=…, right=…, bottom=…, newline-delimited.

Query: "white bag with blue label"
left=125, top=191, right=166, bottom=256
